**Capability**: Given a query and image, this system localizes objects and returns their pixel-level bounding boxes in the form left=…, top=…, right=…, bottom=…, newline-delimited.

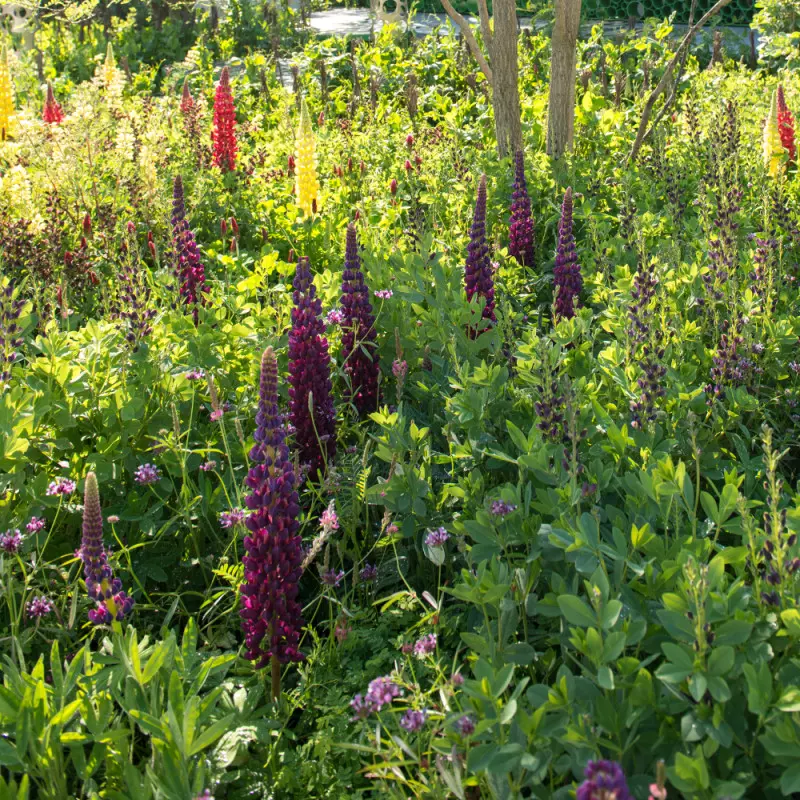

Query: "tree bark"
left=440, top=0, right=493, bottom=84
left=492, top=0, right=522, bottom=158
left=546, top=0, right=582, bottom=159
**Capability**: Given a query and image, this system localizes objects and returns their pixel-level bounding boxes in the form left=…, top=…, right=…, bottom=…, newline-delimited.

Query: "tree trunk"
left=546, top=0, right=582, bottom=159
left=492, top=0, right=522, bottom=158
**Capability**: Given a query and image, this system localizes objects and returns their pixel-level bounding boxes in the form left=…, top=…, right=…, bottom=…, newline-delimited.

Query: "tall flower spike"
left=212, top=66, right=237, bottom=173
left=171, top=175, right=209, bottom=325
left=241, top=348, right=305, bottom=685
left=102, top=43, right=117, bottom=90
left=509, top=150, right=535, bottom=269
left=577, top=760, right=632, bottom=800
left=464, top=174, right=496, bottom=333
left=553, top=187, right=582, bottom=320
left=341, top=224, right=379, bottom=414
left=764, top=90, right=784, bottom=178
left=42, top=82, right=63, bottom=125
left=81, top=472, right=133, bottom=627
left=296, top=97, right=321, bottom=216
left=777, top=85, right=796, bottom=163
left=0, top=47, right=15, bottom=141
left=180, top=78, right=195, bottom=114
left=289, top=257, right=336, bottom=477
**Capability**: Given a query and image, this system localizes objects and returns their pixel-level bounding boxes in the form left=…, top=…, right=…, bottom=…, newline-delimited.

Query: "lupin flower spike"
left=212, top=66, right=237, bottom=173
left=553, top=187, right=582, bottom=320
left=464, top=174, right=496, bottom=333
left=509, top=150, right=536, bottom=268
left=0, top=47, right=15, bottom=141
left=577, top=760, right=632, bottom=800
left=764, top=90, right=785, bottom=178
left=171, top=175, right=209, bottom=325
left=296, top=97, right=321, bottom=216
left=102, top=43, right=117, bottom=90
left=42, top=82, right=63, bottom=124
left=777, top=85, right=796, bottom=163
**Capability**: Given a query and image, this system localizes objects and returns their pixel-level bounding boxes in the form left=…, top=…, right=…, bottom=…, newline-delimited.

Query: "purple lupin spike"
left=465, top=174, right=496, bottom=334
left=553, top=187, right=582, bottom=320
left=509, top=150, right=535, bottom=268
left=576, top=759, right=632, bottom=800
left=171, top=176, right=209, bottom=326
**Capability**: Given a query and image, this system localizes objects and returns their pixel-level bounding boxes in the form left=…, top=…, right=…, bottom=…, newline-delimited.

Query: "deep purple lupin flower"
left=576, top=760, right=632, bottom=800
left=289, top=257, right=336, bottom=477
left=509, top=150, right=535, bottom=269
left=341, top=224, right=379, bottom=415
left=465, top=174, right=496, bottom=333
left=81, top=472, right=133, bottom=626
left=118, top=229, right=156, bottom=351
left=171, top=176, right=209, bottom=326
left=240, top=347, right=305, bottom=669
left=553, top=187, right=582, bottom=321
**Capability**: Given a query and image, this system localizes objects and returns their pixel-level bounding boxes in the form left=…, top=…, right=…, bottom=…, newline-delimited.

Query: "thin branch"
left=476, top=0, right=493, bottom=60
left=626, top=0, right=732, bottom=165
left=440, top=0, right=493, bottom=85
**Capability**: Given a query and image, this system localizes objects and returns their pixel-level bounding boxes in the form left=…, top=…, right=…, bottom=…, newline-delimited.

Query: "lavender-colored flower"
left=172, top=176, right=209, bottom=326
left=81, top=472, right=134, bottom=625
left=193, top=792, right=214, bottom=800
left=186, top=369, right=206, bottom=380
left=365, top=675, right=402, bottom=710
left=424, top=527, right=449, bottom=548
left=359, top=563, right=378, bottom=582
left=509, top=150, right=535, bottom=268
left=392, top=359, right=408, bottom=380
left=199, top=460, right=217, bottom=471
left=26, top=517, right=45, bottom=533
left=374, top=289, right=393, bottom=300
left=464, top=174, right=496, bottom=333
left=320, top=568, right=345, bottom=587
left=577, top=760, right=632, bottom=800
left=326, top=309, right=345, bottom=325
left=451, top=672, right=464, bottom=686
left=134, top=464, right=160, bottom=485
left=240, top=347, right=305, bottom=667
left=455, top=715, right=475, bottom=735
left=491, top=501, right=517, bottom=516
left=0, top=529, right=22, bottom=553
left=220, top=508, right=247, bottom=528
left=320, top=501, right=339, bottom=533
left=553, top=188, right=583, bottom=322
left=399, top=709, right=427, bottom=732
left=0, top=280, right=26, bottom=384
left=350, top=693, right=375, bottom=720
left=26, top=595, right=54, bottom=618
left=413, top=633, right=437, bottom=657
left=289, top=257, right=337, bottom=478
left=118, top=236, right=156, bottom=351
left=47, top=477, right=76, bottom=497
left=341, top=224, right=379, bottom=415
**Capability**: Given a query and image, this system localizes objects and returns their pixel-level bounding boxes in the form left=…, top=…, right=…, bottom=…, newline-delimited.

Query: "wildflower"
left=577, top=760, right=632, bottom=800
left=464, top=175, right=496, bottom=333
left=0, top=47, right=15, bottom=140
left=42, top=82, right=63, bottom=125
left=366, top=675, right=402, bottom=710
left=220, top=509, right=247, bottom=528
left=172, top=176, right=209, bottom=325
left=295, top=97, right=321, bottom=216
left=359, top=563, right=378, bottom=581
left=102, top=43, right=117, bottom=91
left=399, top=709, right=427, bottom=732
left=241, top=348, right=305, bottom=668
left=491, top=500, right=517, bottom=516
left=424, top=527, right=449, bottom=548
left=455, top=715, right=475, bottom=735
left=509, top=149, right=535, bottom=268
left=392, top=359, right=408, bottom=380
left=0, top=279, right=26, bottom=383
left=320, top=568, right=345, bottom=586
left=553, top=187, right=582, bottom=320
left=413, top=633, right=437, bottom=657
left=180, top=78, right=195, bottom=115
left=320, top=501, right=339, bottom=533
left=81, top=472, right=134, bottom=625
left=374, top=289, right=393, bottom=300
left=777, top=85, right=796, bottom=163
left=334, top=616, right=351, bottom=642
left=26, top=596, right=54, bottom=619
left=451, top=672, right=464, bottom=686
left=288, top=257, right=337, bottom=477
left=107, top=515, right=120, bottom=524
left=390, top=178, right=398, bottom=195
left=193, top=792, right=214, bottom=800
left=212, top=67, right=237, bottom=173
left=200, top=460, right=218, bottom=471
left=341, top=224, right=379, bottom=415
left=0, top=529, right=22, bottom=553
left=406, top=133, right=414, bottom=149
left=134, top=464, right=160, bottom=485
left=648, top=760, right=668, bottom=800
left=118, top=232, right=156, bottom=351
left=325, top=309, right=344, bottom=325
left=26, top=517, right=45, bottom=534
left=350, top=693, right=375, bottom=720
left=47, top=477, right=76, bottom=497
left=764, top=90, right=785, bottom=178
left=186, top=369, right=206, bottom=380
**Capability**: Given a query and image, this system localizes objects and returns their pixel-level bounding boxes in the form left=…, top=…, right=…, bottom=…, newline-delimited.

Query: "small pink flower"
left=26, top=517, right=46, bottom=534
left=210, top=409, right=224, bottom=422
left=649, top=784, right=667, bottom=800
left=374, top=289, right=393, bottom=300
left=47, top=478, right=76, bottom=497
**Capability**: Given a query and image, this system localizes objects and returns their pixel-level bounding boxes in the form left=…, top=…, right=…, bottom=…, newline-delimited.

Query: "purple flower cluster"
left=576, top=760, right=632, bottom=800
left=700, top=188, right=741, bottom=314
left=464, top=174, right=496, bottom=334
left=413, top=633, right=437, bottom=657
left=26, top=595, right=54, bottom=619
left=455, top=715, right=475, bottom=735
left=289, top=257, right=337, bottom=478
left=172, top=176, right=209, bottom=326
left=326, top=309, right=345, bottom=325
left=26, top=517, right=45, bottom=533
left=81, top=472, right=134, bottom=625
left=134, top=463, right=160, bottom=485
left=350, top=675, right=403, bottom=720
left=240, top=347, right=305, bottom=667
left=508, top=150, right=535, bottom=269
left=553, top=187, right=582, bottom=321
left=220, top=508, right=247, bottom=528
left=359, top=563, right=378, bottom=582
left=424, top=527, right=449, bottom=548
left=320, top=568, right=345, bottom=587
left=399, top=709, right=427, bottom=732
left=0, top=281, right=26, bottom=383
left=47, top=477, right=76, bottom=497
left=118, top=235, right=156, bottom=351
left=491, top=500, right=517, bottom=516
left=0, top=529, right=22, bottom=553
left=186, top=369, right=206, bottom=381
left=374, top=289, right=393, bottom=300
left=341, top=224, right=379, bottom=415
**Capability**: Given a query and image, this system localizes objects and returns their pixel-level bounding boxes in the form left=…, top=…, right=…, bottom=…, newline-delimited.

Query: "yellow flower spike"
left=296, top=97, right=321, bottom=217
left=764, top=89, right=785, bottom=178
left=0, top=47, right=16, bottom=142
left=103, top=42, right=117, bottom=90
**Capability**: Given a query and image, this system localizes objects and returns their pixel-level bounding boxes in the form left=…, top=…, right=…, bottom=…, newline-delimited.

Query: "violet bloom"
left=509, top=150, right=535, bottom=268
left=413, top=633, right=437, bottom=657
left=359, top=563, right=378, bottom=582
left=455, top=715, right=475, bottom=735
left=134, top=464, right=160, bottom=485
left=81, top=472, right=134, bottom=625
left=26, top=596, right=54, bottom=619
left=199, top=460, right=217, bottom=471
left=172, top=176, right=209, bottom=326
left=374, top=289, right=393, bottom=300
left=0, top=529, right=22, bottom=554
left=365, top=675, right=402, bottom=710
left=240, top=347, right=305, bottom=667
left=350, top=693, right=375, bottom=720
left=0, top=281, right=26, bottom=383
left=320, top=502, right=339, bottom=533
left=577, top=760, right=632, bottom=800
left=220, top=508, right=247, bottom=528
left=341, top=224, right=379, bottom=415
left=399, top=709, right=427, bottom=732
left=320, top=568, right=345, bottom=587
left=553, top=187, right=582, bottom=321
left=326, top=309, right=345, bottom=325
left=491, top=501, right=517, bottom=516
left=47, top=477, right=76, bottom=497
left=26, top=517, right=45, bottom=533
left=424, top=527, right=449, bottom=548
left=186, top=369, right=206, bottom=380
left=289, top=257, right=337, bottom=478
left=464, top=174, right=496, bottom=334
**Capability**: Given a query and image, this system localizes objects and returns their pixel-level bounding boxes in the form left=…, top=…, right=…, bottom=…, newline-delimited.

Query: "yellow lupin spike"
left=0, top=47, right=16, bottom=142
left=296, top=97, right=320, bottom=217
left=764, top=90, right=785, bottom=178
left=103, top=43, right=116, bottom=90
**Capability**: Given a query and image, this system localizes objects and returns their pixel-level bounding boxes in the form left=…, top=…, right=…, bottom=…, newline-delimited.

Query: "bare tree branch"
left=477, top=0, right=493, bottom=60
left=626, top=0, right=732, bottom=165
left=440, top=0, right=493, bottom=86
